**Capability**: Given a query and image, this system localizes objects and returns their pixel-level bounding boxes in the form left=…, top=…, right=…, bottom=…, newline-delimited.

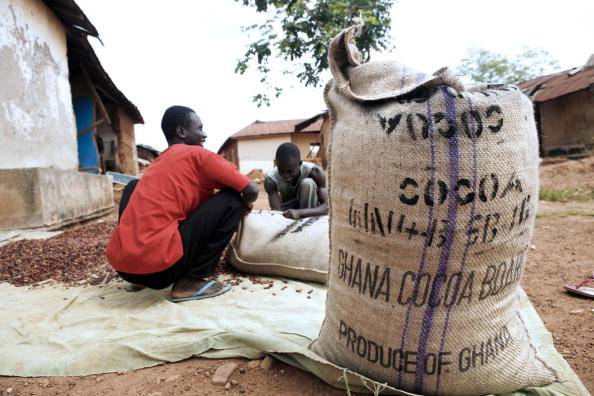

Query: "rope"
left=338, top=368, right=388, bottom=396
left=338, top=368, right=352, bottom=396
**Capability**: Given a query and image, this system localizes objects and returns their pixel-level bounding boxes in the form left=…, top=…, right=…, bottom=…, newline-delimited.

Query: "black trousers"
left=117, top=179, right=244, bottom=289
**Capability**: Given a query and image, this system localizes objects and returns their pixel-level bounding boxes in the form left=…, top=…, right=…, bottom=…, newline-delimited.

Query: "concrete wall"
left=540, top=89, right=594, bottom=154
left=0, top=0, right=78, bottom=170
left=0, top=168, right=113, bottom=230
left=237, top=135, right=290, bottom=174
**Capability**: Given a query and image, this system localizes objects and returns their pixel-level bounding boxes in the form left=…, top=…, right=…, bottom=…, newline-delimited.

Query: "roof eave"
left=44, top=0, right=144, bottom=124
left=67, top=33, right=144, bottom=124
left=42, top=0, right=99, bottom=37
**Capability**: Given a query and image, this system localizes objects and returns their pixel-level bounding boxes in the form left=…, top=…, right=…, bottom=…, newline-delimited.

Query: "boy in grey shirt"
left=264, top=143, right=328, bottom=219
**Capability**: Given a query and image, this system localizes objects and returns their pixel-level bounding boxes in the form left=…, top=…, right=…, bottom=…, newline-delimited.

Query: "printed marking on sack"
left=377, top=105, right=504, bottom=140
left=291, top=216, right=320, bottom=233
left=347, top=194, right=533, bottom=248
left=336, top=248, right=527, bottom=306
left=337, top=319, right=513, bottom=374
left=270, top=217, right=320, bottom=242
left=271, top=220, right=300, bottom=241
left=394, top=172, right=523, bottom=208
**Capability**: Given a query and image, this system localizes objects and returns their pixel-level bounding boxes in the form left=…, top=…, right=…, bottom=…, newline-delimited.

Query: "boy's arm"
left=264, top=176, right=282, bottom=211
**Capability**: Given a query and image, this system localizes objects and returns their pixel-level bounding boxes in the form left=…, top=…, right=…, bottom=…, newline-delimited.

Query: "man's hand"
left=242, top=202, right=254, bottom=217
left=283, top=209, right=302, bottom=220
left=241, top=182, right=259, bottom=203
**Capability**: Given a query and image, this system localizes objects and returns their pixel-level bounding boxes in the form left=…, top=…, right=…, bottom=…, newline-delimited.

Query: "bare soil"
left=0, top=158, right=592, bottom=395
left=540, top=155, right=594, bottom=191
left=0, top=358, right=347, bottom=396
left=524, top=200, right=594, bottom=392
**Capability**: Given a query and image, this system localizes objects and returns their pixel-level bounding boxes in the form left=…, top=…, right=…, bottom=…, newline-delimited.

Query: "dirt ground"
left=540, top=155, right=594, bottom=191
left=0, top=158, right=593, bottom=395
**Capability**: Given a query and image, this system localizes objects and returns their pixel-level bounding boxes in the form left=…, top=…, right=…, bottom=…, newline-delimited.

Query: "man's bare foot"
left=125, top=284, right=146, bottom=293
left=170, top=278, right=226, bottom=300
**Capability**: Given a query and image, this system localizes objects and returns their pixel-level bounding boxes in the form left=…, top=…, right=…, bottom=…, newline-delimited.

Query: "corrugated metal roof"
left=43, top=0, right=144, bottom=123
left=230, top=115, right=324, bottom=140
left=518, top=65, right=594, bottom=102
left=136, top=144, right=160, bottom=155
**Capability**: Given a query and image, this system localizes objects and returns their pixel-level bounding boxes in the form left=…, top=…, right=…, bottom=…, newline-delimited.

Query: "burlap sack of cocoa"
left=310, top=25, right=558, bottom=395
left=228, top=211, right=328, bottom=283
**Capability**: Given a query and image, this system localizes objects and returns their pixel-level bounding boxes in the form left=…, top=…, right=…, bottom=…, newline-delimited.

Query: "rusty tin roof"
left=518, top=64, right=594, bottom=102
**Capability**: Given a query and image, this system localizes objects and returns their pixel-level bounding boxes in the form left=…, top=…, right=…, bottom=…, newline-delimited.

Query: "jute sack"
left=228, top=211, right=329, bottom=283
left=310, top=26, right=559, bottom=395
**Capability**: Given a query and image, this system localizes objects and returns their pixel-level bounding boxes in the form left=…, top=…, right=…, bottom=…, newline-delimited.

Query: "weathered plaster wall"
left=38, top=168, right=113, bottom=227
left=291, top=133, right=320, bottom=160
left=237, top=135, right=291, bottom=174
left=0, top=169, right=44, bottom=228
left=0, top=0, right=78, bottom=170
left=0, top=168, right=113, bottom=230
left=219, top=140, right=239, bottom=168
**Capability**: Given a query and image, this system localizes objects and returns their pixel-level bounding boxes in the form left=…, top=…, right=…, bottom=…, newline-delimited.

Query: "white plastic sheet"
left=0, top=277, right=587, bottom=395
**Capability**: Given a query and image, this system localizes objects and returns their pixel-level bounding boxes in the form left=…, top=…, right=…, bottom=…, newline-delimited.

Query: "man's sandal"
left=168, top=280, right=232, bottom=303
left=564, top=272, right=594, bottom=299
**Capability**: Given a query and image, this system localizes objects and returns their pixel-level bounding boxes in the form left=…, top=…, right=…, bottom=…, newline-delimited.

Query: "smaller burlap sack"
left=311, top=26, right=560, bottom=395
left=228, top=211, right=329, bottom=283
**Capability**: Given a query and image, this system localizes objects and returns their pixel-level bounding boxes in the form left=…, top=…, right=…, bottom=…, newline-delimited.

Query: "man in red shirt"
left=107, top=105, right=258, bottom=302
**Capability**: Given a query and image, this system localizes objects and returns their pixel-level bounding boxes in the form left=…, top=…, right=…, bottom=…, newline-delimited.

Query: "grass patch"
left=539, top=188, right=594, bottom=202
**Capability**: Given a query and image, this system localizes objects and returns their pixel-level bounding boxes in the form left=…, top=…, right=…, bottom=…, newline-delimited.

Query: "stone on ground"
left=247, top=359, right=261, bottom=369
left=212, top=362, right=238, bottom=385
left=260, top=355, right=275, bottom=371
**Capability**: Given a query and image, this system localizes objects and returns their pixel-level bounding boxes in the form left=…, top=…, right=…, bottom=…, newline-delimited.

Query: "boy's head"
left=161, top=105, right=207, bottom=146
left=275, top=143, right=302, bottom=183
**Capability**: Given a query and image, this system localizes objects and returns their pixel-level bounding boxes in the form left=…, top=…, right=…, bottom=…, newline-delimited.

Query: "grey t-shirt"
left=266, top=161, right=316, bottom=203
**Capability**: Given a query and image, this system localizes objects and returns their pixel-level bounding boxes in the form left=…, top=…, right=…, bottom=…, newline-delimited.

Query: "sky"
left=77, top=0, right=594, bottom=153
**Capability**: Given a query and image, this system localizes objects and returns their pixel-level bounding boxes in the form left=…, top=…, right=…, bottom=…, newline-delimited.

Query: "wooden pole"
left=80, top=62, right=111, bottom=126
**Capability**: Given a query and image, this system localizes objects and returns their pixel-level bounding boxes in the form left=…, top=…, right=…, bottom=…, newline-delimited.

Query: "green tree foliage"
left=235, top=0, right=394, bottom=106
left=457, top=47, right=560, bottom=85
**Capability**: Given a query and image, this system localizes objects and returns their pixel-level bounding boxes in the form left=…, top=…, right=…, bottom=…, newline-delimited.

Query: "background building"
left=519, top=55, right=594, bottom=157
left=218, top=112, right=328, bottom=174
left=0, top=0, right=143, bottom=229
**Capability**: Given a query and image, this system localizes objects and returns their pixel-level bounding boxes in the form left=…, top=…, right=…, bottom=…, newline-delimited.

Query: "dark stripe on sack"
left=396, top=89, right=437, bottom=388
left=270, top=219, right=303, bottom=242
left=291, top=216, right=319, bottom=233
left=414, top=87, right=461, bottom=393
left=435, top=95, right=479, bottom=393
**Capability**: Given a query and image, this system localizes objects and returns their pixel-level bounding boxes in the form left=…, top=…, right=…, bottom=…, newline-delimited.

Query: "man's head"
left=161, top=105, right=207, bottom=146
left=275, top=143, right=302, bottom=183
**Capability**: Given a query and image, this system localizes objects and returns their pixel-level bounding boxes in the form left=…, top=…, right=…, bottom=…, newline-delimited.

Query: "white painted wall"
left=291, top=133, right=320, bottom=160
left=237, top=135, right=290, bottom=174
left=0, top=0, right=78, bottom=170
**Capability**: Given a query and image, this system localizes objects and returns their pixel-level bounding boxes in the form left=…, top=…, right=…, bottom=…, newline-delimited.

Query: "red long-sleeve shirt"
left=106, top=144, right=250, bottom=274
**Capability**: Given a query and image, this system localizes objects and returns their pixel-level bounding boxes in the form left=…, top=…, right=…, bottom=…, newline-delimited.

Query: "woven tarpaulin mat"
left=0, top=276, right=588, bottom=395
